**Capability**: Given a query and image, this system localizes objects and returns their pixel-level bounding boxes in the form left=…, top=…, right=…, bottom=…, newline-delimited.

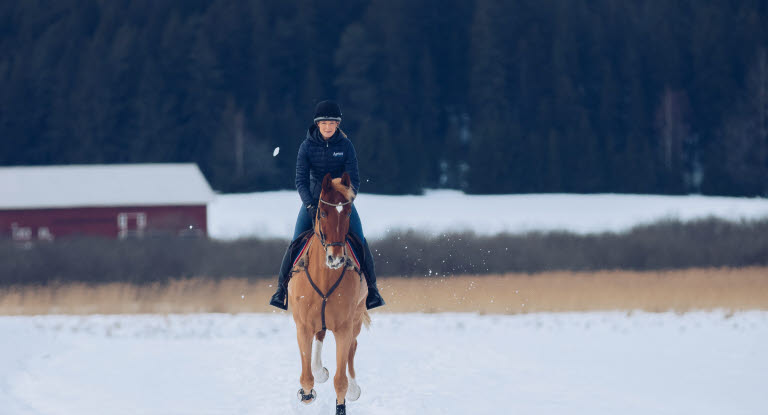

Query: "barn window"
left=136, top=213, right=147, bottom=228
left=10, top=223, right=32, bottom=241
left=37, top=227, right=54, bottom=241
left=118, top=212, right=148, bottom=239
left=118, top=213, right=128, bottom=228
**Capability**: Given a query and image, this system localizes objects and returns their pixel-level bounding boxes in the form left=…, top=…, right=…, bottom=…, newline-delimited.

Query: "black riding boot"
left=269, top=230, right=314, bottom=310
left=268, top=245, right=293, bottom=310
left=361, top=239, right=385, bottom=309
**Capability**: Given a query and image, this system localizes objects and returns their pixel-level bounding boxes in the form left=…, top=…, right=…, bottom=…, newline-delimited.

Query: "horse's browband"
left=319, top=198, right=352, bottom=207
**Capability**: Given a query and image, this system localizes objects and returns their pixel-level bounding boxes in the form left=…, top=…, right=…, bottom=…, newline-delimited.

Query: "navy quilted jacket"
left=295, top=124, right=360, bottom=207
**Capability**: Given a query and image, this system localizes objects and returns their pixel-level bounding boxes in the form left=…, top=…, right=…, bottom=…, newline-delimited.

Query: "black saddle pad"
left=289, top=229, right=314, bottom=266
left=345, top=232, right=365, bottom=267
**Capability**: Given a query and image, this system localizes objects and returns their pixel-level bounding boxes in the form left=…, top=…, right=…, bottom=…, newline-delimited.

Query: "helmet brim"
left=314, top=117, right=342, bottom=123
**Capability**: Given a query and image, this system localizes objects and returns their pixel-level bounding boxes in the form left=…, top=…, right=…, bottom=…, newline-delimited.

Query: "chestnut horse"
left=288, top=172, right=370, bottom=415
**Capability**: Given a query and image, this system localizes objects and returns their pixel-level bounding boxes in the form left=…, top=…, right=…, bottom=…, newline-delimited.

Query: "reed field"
left=1, top=267, right=766, bottom=315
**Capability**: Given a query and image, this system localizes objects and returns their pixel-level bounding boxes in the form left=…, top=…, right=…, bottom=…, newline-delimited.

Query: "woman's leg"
left=293, top=204, right=314, bottom=240
left=270, top=205, right=314, bottom=310
left=348, top=205, right=364, bottom=241
left=349, top=206, right=385, bottom=309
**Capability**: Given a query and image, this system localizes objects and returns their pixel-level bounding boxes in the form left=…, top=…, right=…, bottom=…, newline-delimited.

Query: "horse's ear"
left=341, top=172, right=351, bottom=188
left=322, top=173, right=333, bottom=192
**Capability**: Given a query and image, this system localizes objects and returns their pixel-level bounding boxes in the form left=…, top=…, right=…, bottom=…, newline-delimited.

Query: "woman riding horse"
left=290, top=172, right=369, bottom=413
left=269, top=100, right=385, bottom=310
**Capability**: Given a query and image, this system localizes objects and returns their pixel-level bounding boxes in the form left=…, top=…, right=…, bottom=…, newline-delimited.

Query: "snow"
left=4, top=163, right=766, bottom=238
left=1, top=164, right=214, bottom=209
left=0, top=312, right=765, bottom=414
left=208, top=190, right=768, bottom=240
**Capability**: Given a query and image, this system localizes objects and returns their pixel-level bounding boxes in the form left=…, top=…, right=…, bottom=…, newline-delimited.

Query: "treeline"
left=2, top=0, right=768, bottom=195
left=2, top=218, right=767, bottom=285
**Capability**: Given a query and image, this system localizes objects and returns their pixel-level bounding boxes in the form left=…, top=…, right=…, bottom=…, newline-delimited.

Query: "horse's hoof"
left=336, top=403, right=346, bottom=415
left=297, top=388, right=317, bottom=404
left=346, top=382, right=361, bottom=401
left=313, top=367, right=329, bottom=383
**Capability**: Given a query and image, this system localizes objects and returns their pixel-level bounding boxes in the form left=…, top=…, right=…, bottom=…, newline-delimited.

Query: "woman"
left=269, top=100, right=385, bottom=310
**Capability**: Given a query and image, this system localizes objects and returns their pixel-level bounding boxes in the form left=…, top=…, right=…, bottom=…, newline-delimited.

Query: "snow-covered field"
left=208, top=190, right=768, bottom=240
left=4, top=189, right=767, bottom=413
left=1, top=312, right=766, bottom=415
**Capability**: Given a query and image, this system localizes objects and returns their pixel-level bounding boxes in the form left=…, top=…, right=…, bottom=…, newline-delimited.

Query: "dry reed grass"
left=1, top=267, right=766, bottom=315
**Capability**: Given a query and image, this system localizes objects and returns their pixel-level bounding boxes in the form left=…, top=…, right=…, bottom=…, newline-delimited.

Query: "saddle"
left=289, top=230, right=364, bottom=276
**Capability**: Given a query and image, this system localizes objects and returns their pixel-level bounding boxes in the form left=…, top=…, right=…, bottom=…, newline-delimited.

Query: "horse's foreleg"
left=312, top=330, right=329, bottom=383
left=296, top=324, right=316, bottom=404
left=333, top=326, right=353, bottom=406
left=346, top=338, right=361, bottom=401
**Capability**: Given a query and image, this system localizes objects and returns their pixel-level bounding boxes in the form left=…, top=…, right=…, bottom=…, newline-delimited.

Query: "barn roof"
left=0, top=164, right=215, bottom=209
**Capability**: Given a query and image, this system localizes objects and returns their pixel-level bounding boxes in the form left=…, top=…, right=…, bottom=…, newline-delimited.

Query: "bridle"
left=314, top=197, right=353, bottom=250
left=303, top=195, right=356, bottom=331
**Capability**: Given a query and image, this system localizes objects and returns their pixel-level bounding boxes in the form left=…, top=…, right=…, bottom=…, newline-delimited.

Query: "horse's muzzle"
left=326, top=254, right=345, bottom=269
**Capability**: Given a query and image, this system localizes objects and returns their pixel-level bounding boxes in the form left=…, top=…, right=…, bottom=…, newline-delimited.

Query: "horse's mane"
left=330, top=178, right=355, bottom=202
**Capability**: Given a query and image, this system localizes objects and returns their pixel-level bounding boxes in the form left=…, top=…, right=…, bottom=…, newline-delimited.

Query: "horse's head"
left=316, top=172, right=355, bottom=269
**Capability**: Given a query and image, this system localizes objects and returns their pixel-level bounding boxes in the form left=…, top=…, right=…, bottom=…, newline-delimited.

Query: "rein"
left=315, top=230, right=345, bottom=250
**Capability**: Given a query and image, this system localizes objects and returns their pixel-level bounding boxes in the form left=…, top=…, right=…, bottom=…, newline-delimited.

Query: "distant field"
left=1, top=267, right=766, bottom=315
left=210, top=190, right=768, bottom=239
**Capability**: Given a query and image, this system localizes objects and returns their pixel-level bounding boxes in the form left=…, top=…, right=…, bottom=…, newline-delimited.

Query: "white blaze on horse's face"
left=318, top=175, right=354, bottom=270
left=319, top=202, right=350, bottom=270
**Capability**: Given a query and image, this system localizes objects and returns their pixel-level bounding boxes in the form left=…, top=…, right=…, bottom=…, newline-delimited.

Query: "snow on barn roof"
left=0, top=164, right=215, bottom=209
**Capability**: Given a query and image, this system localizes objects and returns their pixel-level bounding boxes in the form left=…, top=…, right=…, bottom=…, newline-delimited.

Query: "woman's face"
left=317, top=120, right=339, bottom=139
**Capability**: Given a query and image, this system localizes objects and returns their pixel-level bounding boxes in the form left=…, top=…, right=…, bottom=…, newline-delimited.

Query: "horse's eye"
left=320, top=211, right=327, bottom=218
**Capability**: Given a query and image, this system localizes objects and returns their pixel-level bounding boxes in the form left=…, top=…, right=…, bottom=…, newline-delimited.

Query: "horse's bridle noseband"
left=315, top=197, right=353, bottom=250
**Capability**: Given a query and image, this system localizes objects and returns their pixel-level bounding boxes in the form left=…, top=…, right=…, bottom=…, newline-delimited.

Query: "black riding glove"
left=306, top=204, right=318, bottom=225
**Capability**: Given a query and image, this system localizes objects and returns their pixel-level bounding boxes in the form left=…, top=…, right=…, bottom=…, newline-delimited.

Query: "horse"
left=287, top=172, right=370, bottom=415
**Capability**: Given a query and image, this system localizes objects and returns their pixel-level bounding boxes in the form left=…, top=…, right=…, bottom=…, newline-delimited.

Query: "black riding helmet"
left=314, top=100, right=342, bottom=123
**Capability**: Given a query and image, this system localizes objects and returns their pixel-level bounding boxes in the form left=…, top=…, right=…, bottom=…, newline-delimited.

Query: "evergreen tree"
left=1, top=0, right=767, bottom=196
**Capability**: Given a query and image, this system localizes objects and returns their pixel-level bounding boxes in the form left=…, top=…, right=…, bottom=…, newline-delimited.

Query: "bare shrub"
left=1, top=217, right=766, bottom=285
left=372, top=217, right=768, bottom=276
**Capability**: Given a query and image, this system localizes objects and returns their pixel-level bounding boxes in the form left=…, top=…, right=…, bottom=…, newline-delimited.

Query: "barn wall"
left=0, top=205, right=207, bottom=240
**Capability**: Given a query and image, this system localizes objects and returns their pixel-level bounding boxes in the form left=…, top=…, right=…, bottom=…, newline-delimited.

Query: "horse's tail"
left=362, top=310, right=371, bottom=329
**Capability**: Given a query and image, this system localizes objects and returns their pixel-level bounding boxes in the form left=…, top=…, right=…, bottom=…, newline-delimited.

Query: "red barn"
left=0, top=164, right=214, bottom=241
